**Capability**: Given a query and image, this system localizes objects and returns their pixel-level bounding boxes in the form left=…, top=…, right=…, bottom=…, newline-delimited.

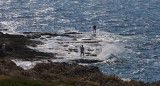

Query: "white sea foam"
left=12, top=60, right=38, bottom=70
left=12, top=59, right=49, bottom=70
left=121, top=78, right=131, bottom=82
left=97, top=43, right=124, bottom=60
left=27, top=30, right=126, bottom=62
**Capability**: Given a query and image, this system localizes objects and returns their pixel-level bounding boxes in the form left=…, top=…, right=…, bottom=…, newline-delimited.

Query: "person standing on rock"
left=93, top=25, right=96, bottom=33
left=80, top=45, right=84, bottom=57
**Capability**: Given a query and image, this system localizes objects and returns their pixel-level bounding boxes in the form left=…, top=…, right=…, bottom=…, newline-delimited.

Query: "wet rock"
left=87, top=48, right=94, bottom=51
left=0, top=32, right=3, bottom=36
left=0, top=32, right=55, bottom=59
left=64, top=32, right=82, bottom=34
left=61, top=44, right=69, bottom=47
left=82, top=38, right=92, bottom=40
left=82, top=40, right=102, bottom=43
left=72, top=59, right=102, bottom=63
left=23, top=32, right=41, bottom=34
left=85, top=52, right=97, bottom=57
left=68, top=48, right=78, bottom=52
left=90, top=54, right=97, bottom=56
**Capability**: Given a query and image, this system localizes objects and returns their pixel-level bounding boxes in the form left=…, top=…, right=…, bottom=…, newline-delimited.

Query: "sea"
left=0, top=0, right=160, bottom=83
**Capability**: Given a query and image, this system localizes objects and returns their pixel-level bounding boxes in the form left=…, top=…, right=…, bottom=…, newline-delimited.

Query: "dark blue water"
left=0, top=0, right=160, bottom=82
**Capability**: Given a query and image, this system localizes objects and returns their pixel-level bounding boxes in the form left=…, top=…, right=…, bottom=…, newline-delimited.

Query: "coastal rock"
left=0, top=59, right=102, bottom=82
left=28, top=62, right=101, bottom=81
left=0, top=59, right=23, bottom=77
left=72, top=59, right=102, bottom=63
left=0, top=59, right=103, bottom=81
left=0, top=33, right=55, bottom=59
left=0, top=59, right=158, bottom=86
left=0, top=32, right=3, bottom=36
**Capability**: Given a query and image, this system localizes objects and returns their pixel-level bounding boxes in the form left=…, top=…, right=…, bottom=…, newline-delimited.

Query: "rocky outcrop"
left=0, top=59, right=100, bottom=81
left=0, top=32, right=102, bottom=63
left=0, top=59, right=136, bottom=85
left=0, top=59, right=154, bottom=86
left=23, top=62, right=102, bottom=82
left=0, top=59, right=23, bottom=78
left=0, top=32, right=55, bottom=59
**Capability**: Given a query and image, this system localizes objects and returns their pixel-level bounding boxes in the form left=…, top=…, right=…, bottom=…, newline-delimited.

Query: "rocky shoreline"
left=0, top=32, right=160, bottom=86
left=0, top=32, right=55, bottom=60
